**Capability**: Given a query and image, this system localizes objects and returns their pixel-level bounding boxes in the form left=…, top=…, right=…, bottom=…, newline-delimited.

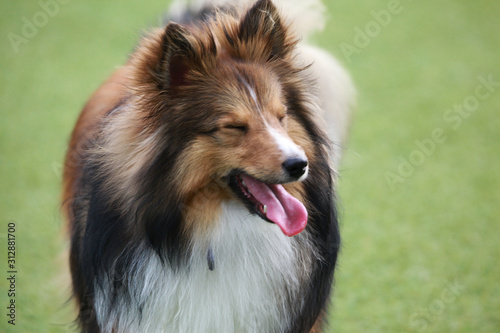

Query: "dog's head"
left=123, top=0, right=320, bottom=240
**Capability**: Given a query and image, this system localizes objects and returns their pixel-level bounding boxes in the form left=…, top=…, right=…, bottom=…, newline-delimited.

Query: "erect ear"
left=159, top=23, right=216, bottom=89
left=238, top=0, right=292, bottom=61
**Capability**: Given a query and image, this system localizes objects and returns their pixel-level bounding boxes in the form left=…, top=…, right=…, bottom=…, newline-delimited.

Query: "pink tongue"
left=240, top=174, right=308, bottom=237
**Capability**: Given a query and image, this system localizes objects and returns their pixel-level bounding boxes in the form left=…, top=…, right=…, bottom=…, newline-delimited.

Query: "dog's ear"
left=238, top=0, right=293, bottom=61
left=160, top=23, right=216, bottom=89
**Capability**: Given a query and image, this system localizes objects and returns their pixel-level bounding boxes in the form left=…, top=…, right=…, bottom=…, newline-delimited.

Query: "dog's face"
left=167, top=52, right=310, bottom=235
left=128, top=0, right=312, bottom=235
left=178, top=61, right=310, bottom=235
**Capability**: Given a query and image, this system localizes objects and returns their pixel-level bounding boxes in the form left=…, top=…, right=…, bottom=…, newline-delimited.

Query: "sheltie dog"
left=62, top=0, right=354, bottom=332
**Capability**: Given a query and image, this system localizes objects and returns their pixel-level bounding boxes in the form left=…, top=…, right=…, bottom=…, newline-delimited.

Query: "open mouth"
left=228, top=173, right=308, bottom=237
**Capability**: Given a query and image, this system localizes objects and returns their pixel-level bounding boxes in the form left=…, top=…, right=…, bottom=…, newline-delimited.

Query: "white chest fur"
left=96, top=201, right=315, bottom=333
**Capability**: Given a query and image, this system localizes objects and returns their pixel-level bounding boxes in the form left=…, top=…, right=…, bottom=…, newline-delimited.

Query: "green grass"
left=1, top=0, right=499, bottom=332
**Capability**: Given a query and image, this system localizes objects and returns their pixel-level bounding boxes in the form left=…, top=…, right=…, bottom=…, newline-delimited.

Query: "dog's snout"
left=282, top=158, right=308, bottom=180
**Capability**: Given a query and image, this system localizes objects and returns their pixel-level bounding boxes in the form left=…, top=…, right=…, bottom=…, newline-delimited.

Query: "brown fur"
left=64, top=1, right=342, bottom=332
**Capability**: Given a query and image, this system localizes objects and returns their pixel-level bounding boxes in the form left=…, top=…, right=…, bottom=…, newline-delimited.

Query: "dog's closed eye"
left=223, top=124, right=248, bottom=132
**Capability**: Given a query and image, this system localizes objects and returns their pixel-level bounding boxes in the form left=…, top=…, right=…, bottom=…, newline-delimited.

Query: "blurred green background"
left=0, top=0, right=498, bottom=332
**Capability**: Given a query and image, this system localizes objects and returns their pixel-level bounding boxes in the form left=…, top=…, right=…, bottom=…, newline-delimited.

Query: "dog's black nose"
left=282, top=158, right=308, bottom=179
